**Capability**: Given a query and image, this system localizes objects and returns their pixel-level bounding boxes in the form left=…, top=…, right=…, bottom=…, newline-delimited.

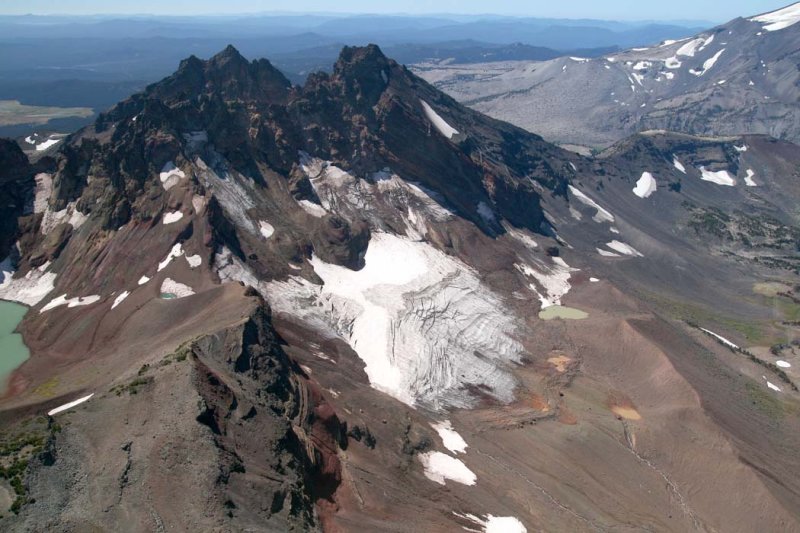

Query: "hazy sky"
left=0, top=0, right=791, bottom=21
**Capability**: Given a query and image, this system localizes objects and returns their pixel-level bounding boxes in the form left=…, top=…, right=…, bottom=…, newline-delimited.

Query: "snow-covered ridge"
left=751, top=3, right=800, bottom=31
left=421, top=100, right=459, bottom=139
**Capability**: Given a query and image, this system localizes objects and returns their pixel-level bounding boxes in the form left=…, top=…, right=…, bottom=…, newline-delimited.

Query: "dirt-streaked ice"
left=160, top=278, right=195, bottom=298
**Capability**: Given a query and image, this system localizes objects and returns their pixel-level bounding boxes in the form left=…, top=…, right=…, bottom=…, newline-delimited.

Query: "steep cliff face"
left=0, top=139, right=34, bottom=263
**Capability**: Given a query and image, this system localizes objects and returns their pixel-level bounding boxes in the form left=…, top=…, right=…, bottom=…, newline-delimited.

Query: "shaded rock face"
left=191, top=304, right=343, bottom=531
left=53, top=44, right=571, bottom=247
left=0, top=139, right=34, bottom=262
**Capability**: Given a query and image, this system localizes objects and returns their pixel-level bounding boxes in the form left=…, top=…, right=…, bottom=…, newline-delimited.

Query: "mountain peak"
left=334, top=44, right=391, bottom=78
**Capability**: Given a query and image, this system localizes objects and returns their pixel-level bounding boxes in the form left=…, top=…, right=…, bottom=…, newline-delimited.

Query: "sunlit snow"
left=111, top=291, right=130, bottom=309
left=421, top=100, right=459, bottom=139
left=568, top=185, right=614, bottom=223
left=633, top=172, right=657, bottom=198
left=47, top=393, right=93, bottom=416
left=699, top=167, right=735, bottom=186
left=751, top=3, right=800, bottom=31
left=606, top=241, right=643, bottom=257
left=431, top=420, right=468, bottom=454
left=418, top=451, right=476, bottom=486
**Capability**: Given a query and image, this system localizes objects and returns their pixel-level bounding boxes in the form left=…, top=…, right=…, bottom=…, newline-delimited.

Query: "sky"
left=0, top=0, right=791, bottom=22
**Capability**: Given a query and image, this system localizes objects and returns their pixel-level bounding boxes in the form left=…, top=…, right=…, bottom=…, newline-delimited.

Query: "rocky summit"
left=0, top=38, right=799, bottom=533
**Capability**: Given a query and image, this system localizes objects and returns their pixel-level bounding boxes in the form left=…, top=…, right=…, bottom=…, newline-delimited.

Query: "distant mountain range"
left=0, top=13, right=707, bottom=137
left=415, top=3, right=800, bottom=148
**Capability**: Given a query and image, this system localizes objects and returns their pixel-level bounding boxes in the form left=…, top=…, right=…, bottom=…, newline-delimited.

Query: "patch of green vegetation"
left=159, top=343, right=193, bottom=368
left=110, top=376, right=153, bottom=396
left=0, top=417, right=57, bottom=515
left=745, top=382, right=784, bottom=421
left=641, top=290, right=766, bottom=343
left=31, top=377, right=60, bottom=399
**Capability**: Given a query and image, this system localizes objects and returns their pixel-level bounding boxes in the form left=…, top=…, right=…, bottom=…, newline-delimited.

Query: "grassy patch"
left=745, top=382, right=784, bottom=421
left=110, top=376, right=153, bottom=396
left=640, top=290, right=766, bottom=343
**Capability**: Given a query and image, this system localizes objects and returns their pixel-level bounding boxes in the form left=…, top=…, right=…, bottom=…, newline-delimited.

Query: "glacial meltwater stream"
left=0, top=300, right=29, bottom=391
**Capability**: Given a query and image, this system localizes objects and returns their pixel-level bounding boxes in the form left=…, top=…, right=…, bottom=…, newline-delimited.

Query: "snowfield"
left=751, top=3, right=800, bottom=31
left=421, top=100, right=459, bottom=139
left=219, top=231, right=524, bottom=409
left=744, top=169, right=757, bottom=187
left=418, top=451, right=476, bottom=486
left=633, top=172, right=657, bottom=198
left=0, top=256, right=57, bottom=306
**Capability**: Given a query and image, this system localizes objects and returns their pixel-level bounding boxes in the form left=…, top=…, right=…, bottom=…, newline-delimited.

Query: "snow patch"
left=431, top=420, right=468, bottom=454
left=700, top=327, right=739, bottom=349
left=673, top=158, right=686, bottom=173
left=633, top=172, right=657, bottom=198
left=185, top=254, right=202, bottom=268
left=259, top=220, right=275, bottom=239
left=606, top=241, right=643, bottom=257
left=160, top=278, right=195, bottom=298
left=298, top=199, right=327, bottom=217
left=162, top=211, right=184, bottom=225
left=767, top=381, right=782, bottom=392
left=418, top=451, right=476, bottom=486
left=47, top=393, right=93, bottom=416
left=157, top=243, right=184, bottom=272
left=597, top=248, right=621, bottom=258
left=35, top=137, right=61, bottom=152
left=111, top=291, right=130, bottom=309
left=690, top=49, right=725, bottom=76
left=138, top=275, right=150, bottom=285
left=457, top=513, right=528, bottom=533
left=744, top=169, right=757, bottom=187
left=516, top=256, right=578, bottom=309
left=41, top=294, right=101, bottom=312
left=568, top=185, right=614, bottom=223
left=159, top=162, right=185, bottom=191
left=734, top=144, right=748, bottom=152
left=777, top=360, right=791, bottom=368
left=699, top=167, right=736, bottom=186
left=421, top=100, right=459, bottom=139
